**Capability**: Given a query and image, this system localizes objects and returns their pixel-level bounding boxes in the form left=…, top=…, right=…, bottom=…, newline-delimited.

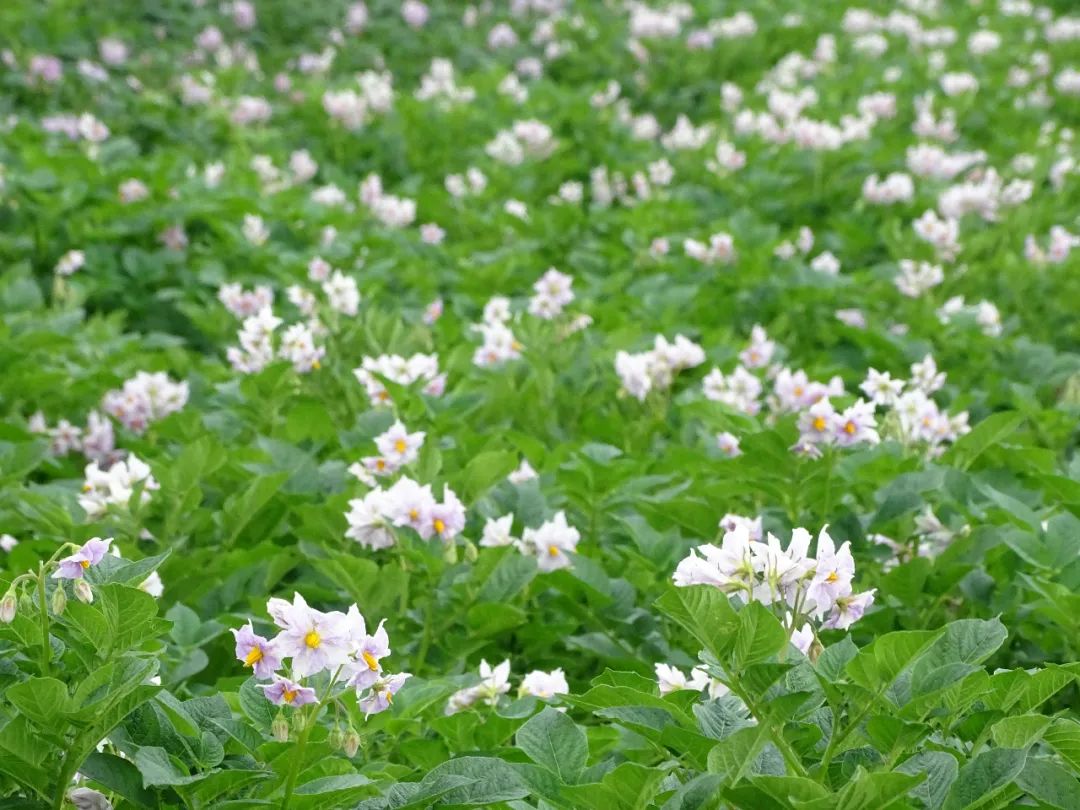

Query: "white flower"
left=480, top=515, right=516, bottom=547
left=375, top=421, right=425, bottom=465
left=860, top=369, right=904, bottom=406
left=242, top=214, right=269, bottom=246
left=520, top=511, right=580, bottom=572
left=345, top=490, right=396, bottom=550
left=446, top=659, right=511, bottom=714
left=519, top=668, right=568, bottom=699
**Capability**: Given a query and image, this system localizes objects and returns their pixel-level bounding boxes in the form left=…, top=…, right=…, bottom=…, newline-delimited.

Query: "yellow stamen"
left=378, top=390, right=390, bottom=401
left=312, top=359, right=321, bottom=370
left=386, top=690, right=393, bottom=704
left=793, top=386, right=804, bottom=397
left=394, top=439, right=407, bottom=454
left=244, top=647, right=263, bottom=667
left=82, top=483, right=92, bottom=493
left=433, top=518, right=446, bottom=535
left=80, top=559, right=91, bottom=569
left=812, top=416, right=826, bottom=432
left=283, top=688, right=298, bottom=704
left=409, top=508, right=419, bottom=521
left=376, top=459, right=386, bottom=470
left=547, top=544, right=560, bottom=557
left=362, top=651, right=379, bottom=671
left=826, top=571, right=839, bottom=584
left=844, top=421, right=856, bottom=435
left=304, top=630, right=321, bottom=649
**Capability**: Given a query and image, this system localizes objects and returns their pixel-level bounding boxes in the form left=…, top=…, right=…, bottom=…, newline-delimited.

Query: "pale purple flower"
left=359, top=672, right=411, bottom=716
left=53, top=537, right=112, bottom=580
left=232, top=621, right=282, bottom=679
left=822, top=589, right=876, bottom=630
left=260, top=676, right=317, bottom=707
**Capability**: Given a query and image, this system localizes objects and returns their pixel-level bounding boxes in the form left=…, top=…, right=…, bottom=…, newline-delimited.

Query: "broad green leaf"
left=655, top=586, right=739, bottom=660
left=516, top=707, right=588, bottom=783
left=942, top=748, right=1027, bottom=810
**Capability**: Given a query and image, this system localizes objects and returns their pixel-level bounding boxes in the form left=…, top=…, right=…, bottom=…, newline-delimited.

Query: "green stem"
left=821, top=450, right=836, bottom=521
left=52, top=737, right=84, bottom=810
left=414, top=600, right=434, bottom=676
left=817, top=691, right=880, bottom=783
left=727, top=680, right=808, bottom=779
left=37, top=564, right=51, bottom=677
left=280, top=707, right=318, bottom=810
left=281, top=669, right=340, bottom=810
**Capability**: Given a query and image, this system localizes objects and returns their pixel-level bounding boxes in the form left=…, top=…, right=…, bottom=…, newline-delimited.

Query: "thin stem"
left=726, top=680, right=808, bottom=779
left=817, top=690, right=881, bottom=783
left=414, top=600, right=434, bottom=676
left=37, top=564, right=51, bottom=677
left=51, top=732, right=87, bottom=810
left=281, top=668, right=341, bottom=810
left=821, top=450, right=836, bottom=521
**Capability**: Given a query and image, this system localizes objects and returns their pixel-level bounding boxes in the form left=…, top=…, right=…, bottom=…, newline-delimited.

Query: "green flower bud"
left=328, top=725, right=345, bottom=750
left=51, top=585, right=67, bottom=616
left=463, top=540, right=478, bottom=563
left=343, top=728, right=361, bottom=758
left=272, top=711, right=289, bottom=742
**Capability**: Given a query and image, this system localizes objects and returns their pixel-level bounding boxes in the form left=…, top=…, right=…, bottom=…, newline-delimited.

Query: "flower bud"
left=0, top=590, right=17, bottom=623
left=293, top=711, right=308, bottom=734
left=51, top=585, right=67, bottom=616
left=272, top=711, right=289, bottom=742
left=442, top=542, right=458, bottom=564
left=462, top=540, right=478, bottom=563
left=68, top=787, right=113, bottom=810
left=74, top=579, right=94, bottom=604
left=342, top=728, right=361, bottom=758
left=328, top=725, right=345, bottom=750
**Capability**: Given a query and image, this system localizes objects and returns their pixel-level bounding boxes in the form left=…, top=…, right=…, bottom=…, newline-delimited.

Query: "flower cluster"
left=351, top=420, right=425, bottom=480
left=655, top=663, right=728, bottom=699
left=445, top=659, right=568, bottom=714
left=29, top=410, right=116, bottom=465
left=226, top=308, right=325, bottom=374
left=102, top=372, right=189, bottom=434
left=233, top=593, right=410, bottom=718
left=675, top=523, right=876, bottom=647
left=79, top=456, right=158, bottom=519
left=353, top=353, right=445, bottom=405
left=480, top=510, right=581, bottom=572
left=615, top=334, right=706, bottom=401
left=345, top=477, right=466, bottom=550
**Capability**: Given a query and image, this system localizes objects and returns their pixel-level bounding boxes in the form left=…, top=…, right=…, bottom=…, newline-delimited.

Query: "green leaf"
left=942, top=748, right=1027, bottom=810
left=133, top=746, right=207, bottom=787
left=655, top=586, right=739, bottom=660
left=897, top=751, right=959, bottom=810
left=5, top=677, right=71, bottom=727
left=79, top=751, right=157, bottom=808
left=418, top=756, right=529, bottom=805
left=694, top=695, right=754, bottom=741
left=1044, top=719, right=1080, bottom=771
left=846, top=629, right=944, bottom=693
left=944, top=411, right=1023, bottom=470
left=516, top=707, right=588, bottom=783
left=732, top=602, right=788, bottom=670
left=238, top=678, right=275, bottom=734
left=461, top=450, right=519, bottom=497
left=990, top=714, right=1052, bottom=748
left=1015, top=758, right=1080, bottom=810
left=706, top=725, right=770, bottom=783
